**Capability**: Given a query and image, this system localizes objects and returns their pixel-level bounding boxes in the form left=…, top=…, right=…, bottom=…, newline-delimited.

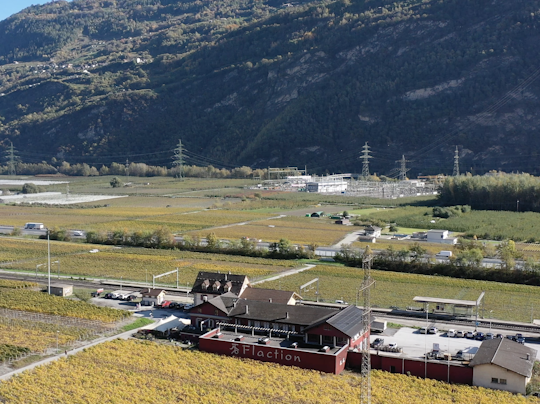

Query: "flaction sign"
left=230, top=343, right=301, bottom=363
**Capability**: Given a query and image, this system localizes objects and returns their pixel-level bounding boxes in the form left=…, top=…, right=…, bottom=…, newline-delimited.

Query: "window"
left=197, top=308, right=202, bottom=313
left=214, top=310, right=219, bottom=316
left=500, top=379, right=507, bottom=385
left=491, top=378, right=498, bottom=384
left=323, top=335, right=332, bottom=343
left=263, top=322, right=270, bottom=328
left=324, top=324, right=331, bottom=331
left=254, top=321, right=260, bottom=328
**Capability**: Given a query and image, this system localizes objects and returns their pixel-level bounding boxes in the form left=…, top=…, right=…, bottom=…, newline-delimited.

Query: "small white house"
left=141, top=288, right=166, bottom=306
left=469, top=338, right=537, bottom=395
left=426, top=229, right=458, bottom=244
left=364, top=226, right=382, bottom=238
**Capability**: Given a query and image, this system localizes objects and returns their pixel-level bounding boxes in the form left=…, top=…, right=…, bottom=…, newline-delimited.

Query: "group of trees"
left=81, top=227, right=314, bottom=259
left=439, top=174, right=540, bottom=213
left=336, top=239, right=537, bottom=286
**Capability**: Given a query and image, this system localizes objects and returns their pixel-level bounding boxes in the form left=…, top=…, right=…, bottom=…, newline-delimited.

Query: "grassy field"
left=0, top=339, right=533, bottom=404
left=259, top=264, right=540, bottom=323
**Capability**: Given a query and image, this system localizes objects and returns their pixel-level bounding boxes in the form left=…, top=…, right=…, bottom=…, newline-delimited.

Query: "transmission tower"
left=172, top=139, right=184, bottom=179
left=360, top=246, right=375, bottom=404
left=396, top=155, right=410, bottom=181
left=453, top=146, right=460, bottom=176
left=125, top=159, right=130, bottom=183
left=4, top=142, right=18, bottom=176
left=360, top=142, right=373, bottom=179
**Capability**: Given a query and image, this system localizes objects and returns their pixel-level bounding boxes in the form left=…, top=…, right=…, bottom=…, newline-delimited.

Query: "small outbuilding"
left=49, top=284, right=73, bottom=297
left=364, top=225, right=382, bottom=238
left=140, top=288, right=166, bottom=306
left=426, top=229, right=458, bottom=244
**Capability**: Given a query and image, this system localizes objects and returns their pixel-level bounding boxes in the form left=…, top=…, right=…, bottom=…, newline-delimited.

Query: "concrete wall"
left=473, top=363, right=528, bottom=394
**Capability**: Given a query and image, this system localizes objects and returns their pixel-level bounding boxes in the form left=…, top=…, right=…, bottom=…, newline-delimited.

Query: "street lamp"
left=489, top=310, right=493, bottom=333
left=47, top=229, right=51, bottom=295
left=424, top=303, right=429, bottom=379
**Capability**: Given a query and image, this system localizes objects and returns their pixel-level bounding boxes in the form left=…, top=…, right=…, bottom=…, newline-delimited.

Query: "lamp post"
left=424, top=303, right=429, bottom=379
left=489, top=310, right=493, bottom=333
left=47, top=229, right=51, bottom=295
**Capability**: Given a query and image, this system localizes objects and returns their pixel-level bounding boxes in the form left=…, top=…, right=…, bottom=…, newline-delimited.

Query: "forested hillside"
left=0, top=0, right=539, bottom=175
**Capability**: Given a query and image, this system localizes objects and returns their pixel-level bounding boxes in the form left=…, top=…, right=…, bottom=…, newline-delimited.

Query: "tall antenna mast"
left=172, top=139, right=184, bottom=179
left=453, top=146, right=460, bottom=176
left=360, top=142, right=373, bottom=179
left=396, top=155, right=409, bottom=181
left=360, top=246, right=375, bottom=404
left=5, top=142, right=17, bottom=176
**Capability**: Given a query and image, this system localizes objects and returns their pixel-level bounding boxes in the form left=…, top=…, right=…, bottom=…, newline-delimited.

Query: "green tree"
left=21, top=183, right=39, bottom=194
left=110, top=177, right=122, bottom=188
left=497, top=240, right=521, bottom=270
left=206, top=233, right=220, bottom=249
left=409, top=243, right=427, bottom=262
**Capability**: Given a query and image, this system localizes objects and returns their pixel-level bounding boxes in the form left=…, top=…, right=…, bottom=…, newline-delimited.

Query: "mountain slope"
left=0, top=0, right=540, bottom=175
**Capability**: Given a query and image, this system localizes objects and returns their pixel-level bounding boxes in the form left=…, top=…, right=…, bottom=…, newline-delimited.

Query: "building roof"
left=239, top=287, right=301, bottom=305
left=469, top=338, right=537, bottom=377
left=325, top=305, right=364, bottom=338
left=140, top=288, right=166, bottom=297
left=413, top=296, right=478, bottom=307
left=228, top=299, right=339, bottom=326
left=190, top=271, right=248, bottom=296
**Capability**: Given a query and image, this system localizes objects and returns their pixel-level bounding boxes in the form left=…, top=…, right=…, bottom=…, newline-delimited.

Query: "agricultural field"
left=0, top=345, right=29, bottom=363
left=0, top=289, right=130, bottom=323
left=0, top=321, right=80, bottom=353
left=364, top=206, right=540, bottom=242
left=0, top=339, right=533, bottom=404
left=206, top=216, right=355, bottom=245
left=0, top=238, right=107, bottom=264
left=0, top=280, right=38, bottom=289
left=7, top=247, right=296, bottom=285
left=259, top=265, right=540, bottom=323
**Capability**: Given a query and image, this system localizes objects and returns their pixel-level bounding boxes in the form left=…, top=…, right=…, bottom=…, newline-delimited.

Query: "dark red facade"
left=347, top=352, right=473, bottom=385
left=199, top=329, right=350, bottom=374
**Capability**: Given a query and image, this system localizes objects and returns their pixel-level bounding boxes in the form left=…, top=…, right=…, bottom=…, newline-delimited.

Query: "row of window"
left=491, top=377, right=507, bottom=385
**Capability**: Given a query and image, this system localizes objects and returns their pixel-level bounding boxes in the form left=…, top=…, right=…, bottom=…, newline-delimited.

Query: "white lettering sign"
left=227, top=342, right=301, bottom=363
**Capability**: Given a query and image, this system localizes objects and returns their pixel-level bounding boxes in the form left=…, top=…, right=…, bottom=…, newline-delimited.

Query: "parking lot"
left=370, top=326, right=540, bottom=361
left=90, top=294, right=192, bottom=320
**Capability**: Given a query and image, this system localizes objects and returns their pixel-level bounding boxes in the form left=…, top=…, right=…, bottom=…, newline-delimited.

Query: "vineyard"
left=0, top=339, right=534, bottom=403
left=8, top=247, right=294, bottom=285
left=0, top=344, right=30, bottom=363
left=0, top=280, right=38, bottom=289
left=0, top=289, right=130, bottom=323
left=259, top=265, right=540, bottom=323
left=0, top=238, right=106, bottom=263
left=206, top=216, right=353, bottom=245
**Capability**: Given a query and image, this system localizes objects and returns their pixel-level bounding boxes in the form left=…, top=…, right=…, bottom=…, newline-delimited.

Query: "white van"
left=24, top=223, right=45, bottom=230
left=436, top=250, right=453, bottom=258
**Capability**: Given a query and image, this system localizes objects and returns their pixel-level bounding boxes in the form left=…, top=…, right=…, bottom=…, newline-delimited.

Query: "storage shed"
left=49, top=284, right=73, bottom=297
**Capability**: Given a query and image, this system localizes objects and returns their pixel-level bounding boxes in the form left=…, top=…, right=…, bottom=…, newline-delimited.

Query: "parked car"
left=465, top=331, right=475, bottom=339
left=475, top=332, right=485, bottom=341
left=91, top=291, right=101, bottom=297
left=496, top=333, right=503, bottom=339
left=516, top=336, right=526, bottom=344
left=104, top=293, right=113, bottom=299
left=388, top=342, right=398, bottom=348
left=428, top=327, right=438, bottom=334
left=371, top=338, right=384, bottom=349
left=72, top=230, right=84, bottom=236
left=485, top=333, right=494, bottom=340
left=419, top=327, right=428, bottom=334
left=455, top=330, right=465, bottom=338
left=447, top=329, right=456, bottom=338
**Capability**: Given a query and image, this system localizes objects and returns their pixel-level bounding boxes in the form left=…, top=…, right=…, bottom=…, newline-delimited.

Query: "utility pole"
left=396, top=155, right=409, bottom=181
left=452, top=146, right=460, bottom=177
left=5, top=142, right=18, bottom=176
left=360, top=246, right=375, bottom=404
left=172, top=139, right=184, bottom=179
left=360, top=142, right=373, bottom=179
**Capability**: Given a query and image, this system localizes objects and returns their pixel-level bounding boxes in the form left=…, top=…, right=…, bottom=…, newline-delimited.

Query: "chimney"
left=269, top=298, right=272, bottom=303
left=527, top=353, right=531, bottom=361
left=245, top=305, right=249, bottom=314
left=285, top=312, right=289, bottom=319
left=233, top=299, right=238, bottom=307
left=224, top=273, right=227, bottom=281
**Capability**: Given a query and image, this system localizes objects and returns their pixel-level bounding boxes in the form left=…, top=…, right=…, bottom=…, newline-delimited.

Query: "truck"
left=24, top=223, right=45, bottom=230
left=371, top=319, right=387, bottom=333
left=435, top=250, right=453, bottom=258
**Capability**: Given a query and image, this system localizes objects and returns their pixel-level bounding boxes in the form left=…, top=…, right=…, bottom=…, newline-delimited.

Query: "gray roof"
left=469, top=338, right=537, bottom=377
left=190, top=271, right=248, bottom=296
left=239, top=287, right=300, bottom=305
left=228, top=299, right=338, bottom=326
left=325, top=305, right=364, bottom=338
